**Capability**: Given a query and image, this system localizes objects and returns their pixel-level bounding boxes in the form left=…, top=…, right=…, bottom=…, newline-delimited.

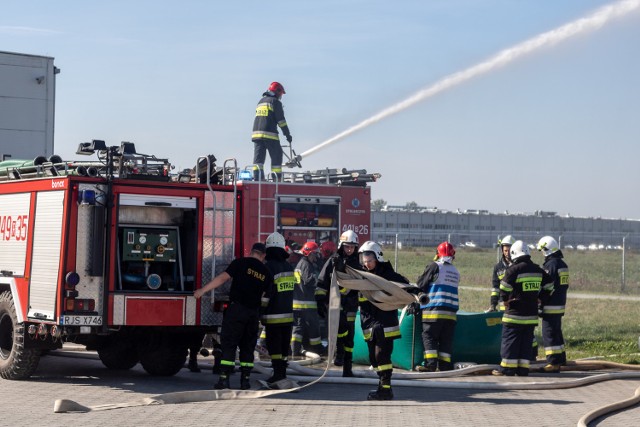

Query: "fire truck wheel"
left=0, top=291, right=41, bottom=380
left=139, top=344, right=187, bottom=376
left=97, top=339, right=139, bottom=370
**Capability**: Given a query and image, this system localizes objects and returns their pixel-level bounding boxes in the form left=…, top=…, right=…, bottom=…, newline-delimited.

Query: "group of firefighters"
left=489, top=235, right=569, bottom=376
left=193, top=82, right=570, bottom=399
left=194, top=232, right=569, bottom=400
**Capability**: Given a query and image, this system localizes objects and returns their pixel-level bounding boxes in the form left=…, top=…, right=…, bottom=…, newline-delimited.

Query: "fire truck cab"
left=0, top=143, right=377, bottom=380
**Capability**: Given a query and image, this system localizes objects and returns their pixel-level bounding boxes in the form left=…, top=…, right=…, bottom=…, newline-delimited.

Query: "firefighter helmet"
left=266, top=232, right=286, bottom=249
left=537, top=236, right=559, bottom=257
left=300, top=241, right=320, bottom=257
left=510, top=240, right=530, bottom=262
left=338, top=230, right=359, bottom=248
left=320, top=241, right=336, bottom=258
left=436, top=242, right=456, bottom=259
left=499, top=235, right=516, bottom=247
left=268, top=81, right=286, bottom=96
left=358, top=241, right=384, bottom=262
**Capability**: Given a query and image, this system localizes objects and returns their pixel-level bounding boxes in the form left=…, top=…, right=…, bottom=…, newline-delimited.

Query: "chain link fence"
left=372, top=230, right=640, bottom=295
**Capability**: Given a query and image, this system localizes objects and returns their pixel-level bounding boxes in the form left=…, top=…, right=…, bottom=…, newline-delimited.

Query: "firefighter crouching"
left=356, top=241, right=409, bottom=400
left=317, top=230, right=361, bottom=377
left=291, top=241, right=324, bottom=357
left=194, top=242, right=271, bottom=390
left=493, top=241, right=553, bottom=377
left=261, top=232, right=297, bottom=385
left=536, top=236, right=570, bottom=373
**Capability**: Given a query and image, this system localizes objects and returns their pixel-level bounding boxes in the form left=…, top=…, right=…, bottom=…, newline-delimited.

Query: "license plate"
left=61, top=315, right=103, bottom=326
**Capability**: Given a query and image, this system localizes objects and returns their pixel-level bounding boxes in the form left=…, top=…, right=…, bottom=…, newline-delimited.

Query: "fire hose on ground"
left=53, top=267, right=640, bottom=426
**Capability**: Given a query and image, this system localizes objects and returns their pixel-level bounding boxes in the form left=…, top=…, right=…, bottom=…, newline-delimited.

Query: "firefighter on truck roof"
left=252, top=81, right=292, bottom=182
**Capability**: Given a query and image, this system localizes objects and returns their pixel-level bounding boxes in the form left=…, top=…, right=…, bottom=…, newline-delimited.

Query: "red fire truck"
left=0, top=141, right=377, bottom=380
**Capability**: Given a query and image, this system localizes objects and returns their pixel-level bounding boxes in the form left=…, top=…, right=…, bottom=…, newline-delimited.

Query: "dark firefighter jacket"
left=541, top=250, right=569, bottom=316
left=491, top=257, right=511, bottom=310
left=252, top=92, right=291, bottom=142
left=499, top=256, right=554, bottom=326
left=293, top=256, right=319, bottom=310
left=261, top=248, right=296, bottom=325
left=359, top=261, right=409, bottom=341
left=317, top=247, right=361, bottom=313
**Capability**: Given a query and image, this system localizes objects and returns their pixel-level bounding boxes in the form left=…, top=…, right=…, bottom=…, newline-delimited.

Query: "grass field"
left=384, top=246, right=640, bottom=364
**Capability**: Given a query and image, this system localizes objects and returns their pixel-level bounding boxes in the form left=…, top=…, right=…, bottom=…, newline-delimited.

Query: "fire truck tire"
left=0, top=291, right=41, bottom=380
left=139, top=345, right=187, bottom=376
left=97, top=340, right=139, bottom=370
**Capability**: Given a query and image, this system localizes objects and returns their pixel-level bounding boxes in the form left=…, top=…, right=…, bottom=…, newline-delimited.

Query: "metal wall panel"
left=27, top=190, right=64, bottom=320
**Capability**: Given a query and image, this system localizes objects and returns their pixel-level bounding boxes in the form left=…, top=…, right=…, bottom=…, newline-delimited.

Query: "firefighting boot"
left=266, top=360, right=287, bottom=384
left=240, top=367, right=252, bottom=390
left=367, top=371, right=393, bottom=401
left=538, top=363, right=561, bottom=373
left=211, top=347, right=223, bottom=375
left=214, top=369, right=231, bottom=389
left=188, top=357, right=201, bottom=373
left=415, top=359, right=437, bottom=372
left=342, top=352, right=353, bottom=377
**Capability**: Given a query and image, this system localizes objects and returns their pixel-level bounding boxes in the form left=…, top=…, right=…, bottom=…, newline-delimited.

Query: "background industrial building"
left=371, top=206, right=640, bottom=249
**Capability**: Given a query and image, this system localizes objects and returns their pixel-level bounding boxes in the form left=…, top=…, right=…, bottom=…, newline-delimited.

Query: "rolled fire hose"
left=53, top=268, right=640, bottom=427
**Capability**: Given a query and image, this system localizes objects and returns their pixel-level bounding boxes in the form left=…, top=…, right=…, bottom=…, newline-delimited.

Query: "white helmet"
left=510, top=240, right=530, bottom=262
left=358, top=241, right=384, bottom=262
left=499, top=235, right=516, bottom=246
left=537, top=236, right=559, bottom=257
left=338, top=230, right=359, bottom=248
left=265, top=232, right=286, bottom=249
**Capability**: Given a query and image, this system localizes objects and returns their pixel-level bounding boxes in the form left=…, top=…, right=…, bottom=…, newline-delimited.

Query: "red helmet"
left=300, top=241, right=319, bottom=257
left=436, top=242, right=455, bottom=258
left=320, top=241, right=336, bottom=258
left=268, top=81, right=286, bottom=95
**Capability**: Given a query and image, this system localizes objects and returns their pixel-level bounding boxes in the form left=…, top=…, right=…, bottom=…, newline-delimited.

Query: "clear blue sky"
left=3, top=0, right=639, bottom=219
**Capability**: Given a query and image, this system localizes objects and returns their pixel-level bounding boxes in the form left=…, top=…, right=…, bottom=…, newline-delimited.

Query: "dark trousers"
left=292, top=309, right=322, bottom=354
left=500, top=323, right=535, bottom=374
left=337, top=310, right=356, bottom=356
left=219, top=303, right=260, bottom=370
left=541, top=314, right=566, bottom=365
left=265, top=323, right=293, bottom=361
left=252, top=139, right=282, bottom=180
left=421, top=319, right=456, bottom=371
left=366, top=324, right=394, bottom=372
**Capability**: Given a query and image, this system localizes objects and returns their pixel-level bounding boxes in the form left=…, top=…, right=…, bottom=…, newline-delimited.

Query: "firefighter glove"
left=286, top=134, right=293, bottom=143
left=333, top=257, right=346, bottom=273
left=406, top=302, right=421, bottom=316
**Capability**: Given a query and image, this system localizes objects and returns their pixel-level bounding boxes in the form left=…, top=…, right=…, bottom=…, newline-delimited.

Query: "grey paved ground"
left=0, top=345, right=638, bottom=427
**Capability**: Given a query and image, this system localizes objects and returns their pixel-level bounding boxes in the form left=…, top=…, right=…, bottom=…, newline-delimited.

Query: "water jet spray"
left=285, top=0, right=640, bottom=167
